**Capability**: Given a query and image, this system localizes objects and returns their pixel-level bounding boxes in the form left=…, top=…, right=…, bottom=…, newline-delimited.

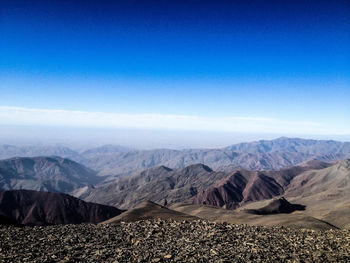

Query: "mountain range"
left=0, top=156, right=102, bottom=193
left=75, top=159, right=332, bottom=209
left=1, top=137, right=350, bottom=229
left=1, top=137, right=350, bottom=178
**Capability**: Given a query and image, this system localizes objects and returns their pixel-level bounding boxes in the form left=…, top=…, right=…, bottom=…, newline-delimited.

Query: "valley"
left=1, top=137, right=350, bottom=261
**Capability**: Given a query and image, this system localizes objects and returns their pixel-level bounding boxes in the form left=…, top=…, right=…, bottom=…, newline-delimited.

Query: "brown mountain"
left=285, top=159, right=350, bottom=199
left=102, top=200, right=198, bottom=224
left=76, top=160, right=330, bottom=210
left=0, top=190, right=123, bottom=225
left=75, top=164, right=228, bottom=209
left=191, top=160, right=330, bottom=209
left=180, top=160, right=350, bottom=229
left=284, top=159, right=350, bottom=228
left=192, top=170, right=284, bottom=209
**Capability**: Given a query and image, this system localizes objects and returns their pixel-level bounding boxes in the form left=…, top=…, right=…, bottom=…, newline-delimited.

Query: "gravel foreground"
left=1, top=219, right=350, bottom=263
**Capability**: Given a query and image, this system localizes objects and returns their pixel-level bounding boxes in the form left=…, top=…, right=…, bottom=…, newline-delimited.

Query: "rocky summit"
left=1, top=219, right=350, bottom=263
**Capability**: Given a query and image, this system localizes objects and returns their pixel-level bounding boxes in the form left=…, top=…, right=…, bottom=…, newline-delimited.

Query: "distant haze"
left=1, top=125, right=349, bottom=149
left=1, top=1, right=349, bottom=147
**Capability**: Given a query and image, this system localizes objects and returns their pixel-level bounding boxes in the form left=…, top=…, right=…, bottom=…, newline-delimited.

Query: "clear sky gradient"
left=0, top=0, right=349, bottom=146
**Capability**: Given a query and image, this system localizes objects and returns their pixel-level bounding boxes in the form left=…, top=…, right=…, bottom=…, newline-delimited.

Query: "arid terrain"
left=1, top=138, right=350, bottom=262
left=1, top=219, right=350, bottom=263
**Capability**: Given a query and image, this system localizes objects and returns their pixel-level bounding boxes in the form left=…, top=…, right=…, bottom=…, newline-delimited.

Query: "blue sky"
left=0, top=0, right=349, bottom=145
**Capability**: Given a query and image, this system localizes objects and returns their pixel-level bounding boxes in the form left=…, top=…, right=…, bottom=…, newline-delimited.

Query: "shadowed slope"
left=0, top=190, right=123, bottom=225
left=245, top=197, right=306, bottom=215
left=169, top=203, right=337, bottom=230
left=0, top=214, right=19, bottom=226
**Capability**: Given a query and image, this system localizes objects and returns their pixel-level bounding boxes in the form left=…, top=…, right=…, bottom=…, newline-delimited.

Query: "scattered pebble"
left=0, top=219, right=349, bottom=262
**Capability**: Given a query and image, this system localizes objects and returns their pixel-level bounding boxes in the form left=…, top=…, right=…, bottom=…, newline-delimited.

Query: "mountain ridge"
left=76, top=160, right=332, bottom=209
left=0, top=189, right=124, bottom=225
left=1, top=137, right=349, bottom=178
left=0, top=156, right=102, bottom=193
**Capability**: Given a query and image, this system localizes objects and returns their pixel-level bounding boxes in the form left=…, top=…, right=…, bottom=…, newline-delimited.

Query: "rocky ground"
left=1, top=219, right=350, bottom=262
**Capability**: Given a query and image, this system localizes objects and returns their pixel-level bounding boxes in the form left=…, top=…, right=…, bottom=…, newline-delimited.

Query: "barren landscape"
left=2, top=0, right=349, bottom=262
left=1, top=219, right=350, bottom=263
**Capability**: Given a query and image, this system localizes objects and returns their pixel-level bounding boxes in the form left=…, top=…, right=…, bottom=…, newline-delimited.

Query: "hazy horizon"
left=1, top=0, right=349, bottom=148
left=1, top=125, right=350, bottom=150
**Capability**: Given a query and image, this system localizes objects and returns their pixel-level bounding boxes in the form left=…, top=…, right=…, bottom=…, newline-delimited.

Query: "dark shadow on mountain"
left=245, top=197, right=306, bottom=215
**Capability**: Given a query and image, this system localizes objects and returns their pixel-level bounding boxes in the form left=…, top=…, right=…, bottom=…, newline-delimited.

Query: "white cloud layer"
left=0, top=106, right=346, bottom=135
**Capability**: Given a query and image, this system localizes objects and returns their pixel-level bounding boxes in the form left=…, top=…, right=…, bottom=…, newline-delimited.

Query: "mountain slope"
left=170, top=202, right=337, bottom=230
left=282, top=159, right=350, bottom=228
left=286, top=159, right=350, bottom=199
left=0, top=157, right=102, bottom=193
left=191, top=161, right=329, bottom=209
left=192, top=171, right=284, bottom=209
left=76, top=161, right=329, bottom=209
left=76, top=164, right=228, bottom=209
left=0, top=190, right=124, bottom=225
left=102, top=200, right=197, bottom=223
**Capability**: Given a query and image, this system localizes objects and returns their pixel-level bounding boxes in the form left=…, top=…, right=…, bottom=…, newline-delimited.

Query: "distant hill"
left=225, top=137, right=350, bottom=155
left=102, top=200, right=197, bottom=224
left=1, top=137, right=349, bottom=178
left=78, top=137, right=349, bottom=177
left=0, top=190, right=124, bottom=225
left=0, top=144, right=81, bottom=161
left=0, top=156, right=102, bottom=193
left=80, top=144, right=134, bottom=156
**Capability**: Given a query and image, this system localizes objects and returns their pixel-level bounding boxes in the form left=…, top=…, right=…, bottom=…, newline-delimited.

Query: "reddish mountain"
left=192, top=170, right=283, bottom=209
left=192, top=160, right=330, bottom=209
left=0, top=190, right=124, bottom=226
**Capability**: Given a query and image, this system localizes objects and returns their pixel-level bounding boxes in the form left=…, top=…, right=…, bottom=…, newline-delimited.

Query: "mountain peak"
left=182, top=163, right=213, bottom=173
